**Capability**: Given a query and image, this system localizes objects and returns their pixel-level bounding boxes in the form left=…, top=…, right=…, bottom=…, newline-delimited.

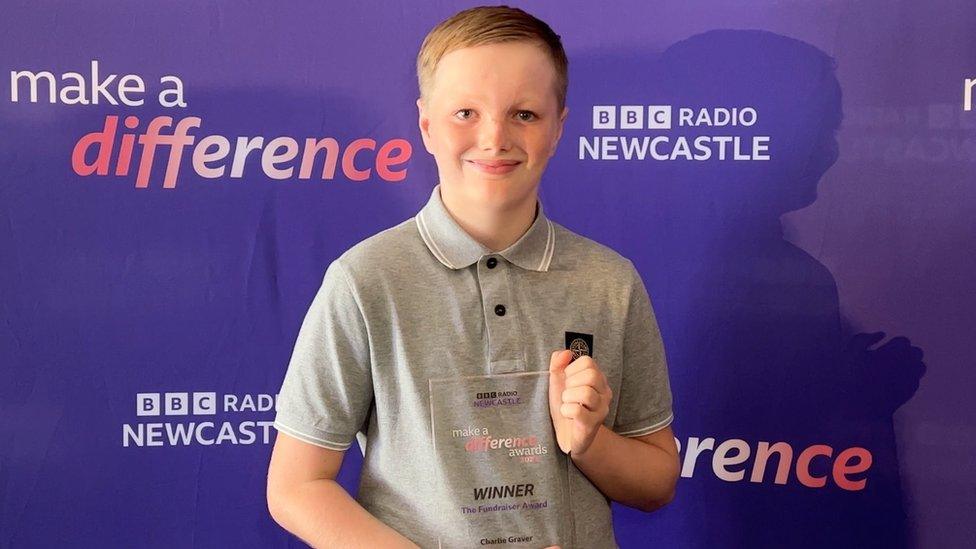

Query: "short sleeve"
left=612, top=261, right=674, bottom=437
left=273, top=260, right=373, bottom=451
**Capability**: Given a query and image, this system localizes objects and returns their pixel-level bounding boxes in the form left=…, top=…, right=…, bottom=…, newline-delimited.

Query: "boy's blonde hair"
left=416, top=5, right=568, bottom=111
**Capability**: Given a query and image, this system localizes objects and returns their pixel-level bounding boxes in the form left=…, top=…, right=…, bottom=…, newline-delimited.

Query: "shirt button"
left=486, top=257, right=498, bottom=269
left=494, top=304, right=506, bottom=316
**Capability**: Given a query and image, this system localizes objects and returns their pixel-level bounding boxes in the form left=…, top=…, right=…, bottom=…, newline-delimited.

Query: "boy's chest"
left=353, top=253, right=629, bottom=548
left=367, top=268, right=624, bottom=393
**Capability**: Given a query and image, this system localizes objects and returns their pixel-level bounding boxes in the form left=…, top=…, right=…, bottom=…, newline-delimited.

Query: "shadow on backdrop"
left=558, top=29, right=926, bottom=548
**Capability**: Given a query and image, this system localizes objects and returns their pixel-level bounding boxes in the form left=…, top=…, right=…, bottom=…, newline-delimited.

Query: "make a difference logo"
left=9, top=60, right=412, bottom=189
left=580, top=105, right=770, bottom=161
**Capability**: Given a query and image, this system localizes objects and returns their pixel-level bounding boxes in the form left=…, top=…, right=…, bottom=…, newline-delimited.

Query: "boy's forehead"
left=430, top=42, right=557, bottom=103
left=436, top=42, right=553, bottom=78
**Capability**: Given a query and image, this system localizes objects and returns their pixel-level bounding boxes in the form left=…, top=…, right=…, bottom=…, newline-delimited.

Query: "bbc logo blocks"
left=593, top=105, right=672, bottom=130
left=136, top=392, right=217, bottom=416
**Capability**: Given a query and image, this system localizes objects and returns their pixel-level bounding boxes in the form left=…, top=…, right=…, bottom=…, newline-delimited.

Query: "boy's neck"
left=439, top=186, right=538, bottom=253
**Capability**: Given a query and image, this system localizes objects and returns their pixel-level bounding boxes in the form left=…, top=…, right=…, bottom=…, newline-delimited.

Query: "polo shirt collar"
left=415, top=184, right=555, bottom=272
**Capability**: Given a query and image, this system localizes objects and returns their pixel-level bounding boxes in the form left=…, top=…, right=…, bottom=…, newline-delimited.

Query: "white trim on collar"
left=415, top=210, right=457, bottom=270
left=539, top=219, right=555, bottom=271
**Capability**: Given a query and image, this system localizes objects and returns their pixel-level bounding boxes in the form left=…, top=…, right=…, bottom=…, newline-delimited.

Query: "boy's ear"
left=417, top=97, right=434, bottom=154
left=550, top=106, right=570, bottom=158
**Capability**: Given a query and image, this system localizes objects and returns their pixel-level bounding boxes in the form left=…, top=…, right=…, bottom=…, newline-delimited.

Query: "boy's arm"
left=267, top=432, right=419, bottom=548
left=570, top=425, right=679, bottom=513
left=550, top=349, right=678, bottom=513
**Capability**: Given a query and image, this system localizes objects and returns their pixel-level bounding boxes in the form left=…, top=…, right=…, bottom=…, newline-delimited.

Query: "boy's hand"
left=548, top=349, right=613, bottom=456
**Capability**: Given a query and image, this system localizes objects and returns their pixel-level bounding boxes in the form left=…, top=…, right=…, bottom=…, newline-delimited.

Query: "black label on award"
left=564, top=331, right=594, bottom=359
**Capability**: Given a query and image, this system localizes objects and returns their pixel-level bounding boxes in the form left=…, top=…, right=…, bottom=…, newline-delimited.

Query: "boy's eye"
left=453, top=110, right=537, bottom=121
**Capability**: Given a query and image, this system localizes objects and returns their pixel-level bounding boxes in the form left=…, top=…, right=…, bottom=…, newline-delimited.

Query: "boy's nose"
left=478, top=117, right=513, bottom=153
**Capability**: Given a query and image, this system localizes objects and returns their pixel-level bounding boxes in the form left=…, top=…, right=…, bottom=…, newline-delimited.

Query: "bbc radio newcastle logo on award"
left=579, top=105, right=771, bottom=161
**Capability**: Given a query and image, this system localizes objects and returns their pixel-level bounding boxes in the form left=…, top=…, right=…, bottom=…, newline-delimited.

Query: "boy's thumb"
left=549, top=349, right=574, bottom=373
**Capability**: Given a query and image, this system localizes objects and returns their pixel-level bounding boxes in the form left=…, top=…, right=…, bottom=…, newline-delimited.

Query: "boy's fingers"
left=560, top=401, right=585, bottom=419
left=564, top=354, right=596, bottom=377
left=562, top=386, right=601, bottom=411
left=566, top=367, right=609, bottom=394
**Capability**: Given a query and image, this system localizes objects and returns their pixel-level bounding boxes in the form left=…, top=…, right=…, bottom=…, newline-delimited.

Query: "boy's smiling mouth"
left=465, top=159, right=522, bottom=175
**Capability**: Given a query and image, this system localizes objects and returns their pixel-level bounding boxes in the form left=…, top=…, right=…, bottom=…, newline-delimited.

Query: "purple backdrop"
left=2, top=1, right=973, bottom=547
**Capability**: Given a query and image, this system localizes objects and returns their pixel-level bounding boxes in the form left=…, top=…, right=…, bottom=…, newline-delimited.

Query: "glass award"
left=428, top=371, right=573, bottom=548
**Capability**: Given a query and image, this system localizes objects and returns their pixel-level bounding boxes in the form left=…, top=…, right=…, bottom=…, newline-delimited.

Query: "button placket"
left=477, top=256, right=523, bottom=374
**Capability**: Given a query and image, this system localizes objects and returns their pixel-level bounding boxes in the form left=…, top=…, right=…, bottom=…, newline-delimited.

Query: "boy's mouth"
left=466, top=159, right=520, bottom=167
left=465, top=159, right=522, bottom=175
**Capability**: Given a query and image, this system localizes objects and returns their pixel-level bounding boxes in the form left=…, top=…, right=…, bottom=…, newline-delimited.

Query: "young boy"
left=267, top=6, right=678, bottom=548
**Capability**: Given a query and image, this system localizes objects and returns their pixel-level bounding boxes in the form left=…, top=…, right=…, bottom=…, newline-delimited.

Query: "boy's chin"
left=449, top=178, right=538, bottom=208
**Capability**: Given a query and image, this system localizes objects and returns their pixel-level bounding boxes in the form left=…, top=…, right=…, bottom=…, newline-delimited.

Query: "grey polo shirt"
left=274, top=184, right=673, bottom=548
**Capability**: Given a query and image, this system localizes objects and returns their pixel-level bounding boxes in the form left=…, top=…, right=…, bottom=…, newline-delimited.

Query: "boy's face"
left=417, top=41, right=569, bottom=212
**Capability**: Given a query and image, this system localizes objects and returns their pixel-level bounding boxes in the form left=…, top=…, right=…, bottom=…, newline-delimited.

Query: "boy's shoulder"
left=548, top=221, right=639, bottom=281
left=334, top=216, right=425, bottom=274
